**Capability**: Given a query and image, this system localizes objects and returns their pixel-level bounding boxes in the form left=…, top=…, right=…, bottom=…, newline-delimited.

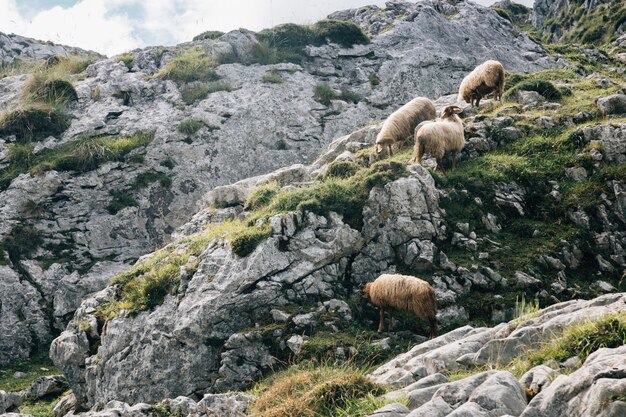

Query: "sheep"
left=410, top=105, right=465, bottom=172
left=361, top=273, right=438, bottom=338
left=458, top=60, right=505, bottom=107
left=375, top=97, right=436, bottom=157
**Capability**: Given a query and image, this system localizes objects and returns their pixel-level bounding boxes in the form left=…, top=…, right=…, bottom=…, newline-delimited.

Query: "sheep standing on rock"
left=361, top=274, right=438, bottom=338
left=458, top=60, right=505, bottom=107
left=410, top=105, right=465, bottom=172
left=375, top=97, right=436, bottom=157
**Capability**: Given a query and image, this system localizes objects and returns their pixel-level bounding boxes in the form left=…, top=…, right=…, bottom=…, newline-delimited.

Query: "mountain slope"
left=0, top=0, right=558, bottom=366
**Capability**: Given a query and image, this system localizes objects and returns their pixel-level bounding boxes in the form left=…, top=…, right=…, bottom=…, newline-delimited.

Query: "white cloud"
left=0, top=0, right=142, bottom=57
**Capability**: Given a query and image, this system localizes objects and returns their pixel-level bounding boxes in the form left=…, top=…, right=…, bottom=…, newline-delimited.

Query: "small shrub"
left=160, top=158, right=175, bottom=169
left=133, top=171, right=172, bottom=188
left=25, top=77, right=78, bottom=105
left=368, top=74, right=380, bottom=86
left=339, top=89, right=361, bottom=104
left=192, top=30, right=225, bottom=41
left=312, top=20, right=370, bottom=48
left=0, top=103, right=69, bottom=142
left=158, top=49, right=220, bottom=83
left=314, top=83, right=338, bottom=105
left=257, top=23, right=314, bottom=50
left=8, top=143, right=34, bottom=168
left=230, top=223, right=272, bottom=257
left=323, top=161, right=359, bottom=180
left=249, top=41, right=280, bottom=65
left=106, top=190, right=138, bottom=214
left=178, top=119, right=204, bottom=135
left=262, top=72, right=284, bottom=84
left=115, top=52, right=135, bottom=70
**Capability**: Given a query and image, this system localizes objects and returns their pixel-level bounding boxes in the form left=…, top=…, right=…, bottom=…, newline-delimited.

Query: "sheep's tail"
left=413, top=136, right=425, bottom=165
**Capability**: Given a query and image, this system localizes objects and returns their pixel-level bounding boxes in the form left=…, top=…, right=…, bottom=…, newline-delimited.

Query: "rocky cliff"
left=0, top=0, right=558, bottom=366
left=2, top=0, right=626, bottom=416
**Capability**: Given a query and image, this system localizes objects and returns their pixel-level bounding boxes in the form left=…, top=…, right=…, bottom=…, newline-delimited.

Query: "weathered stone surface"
left=0, top=390, right=22, bottom=413
left=20, top=375, right=69, bottom=401
left=597, top=94, right=626, bottom=115
left=0, top=32, right=101, bottom=65
left=520, top=345, right=626, bottom=417
left=366, top=402, right=411, bottom=417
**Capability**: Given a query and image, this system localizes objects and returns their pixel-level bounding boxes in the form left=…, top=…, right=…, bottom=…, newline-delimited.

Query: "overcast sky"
left=0, top=0, right=534, bottom=57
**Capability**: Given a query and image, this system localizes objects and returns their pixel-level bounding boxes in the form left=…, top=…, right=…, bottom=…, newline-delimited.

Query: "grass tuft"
left=249, top=364, right=385, bottom=417
left=178, top=119, right=204, bottom=135
left=158, top=49, right=220, bottom=83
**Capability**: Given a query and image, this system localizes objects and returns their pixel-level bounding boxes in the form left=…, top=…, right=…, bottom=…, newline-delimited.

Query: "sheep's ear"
left=452, top=106, right=463, bottom=114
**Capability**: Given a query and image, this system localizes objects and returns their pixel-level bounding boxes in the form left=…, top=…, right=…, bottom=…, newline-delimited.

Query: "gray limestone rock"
left=0, top=390, right=22, bottom=413
left=520, top=345, right=626, bottom=417
left=597, top=94, right=626, bottom=116
left=20, top=375, right=69, bottom=401
left=366, top=402, right=411, bottom=417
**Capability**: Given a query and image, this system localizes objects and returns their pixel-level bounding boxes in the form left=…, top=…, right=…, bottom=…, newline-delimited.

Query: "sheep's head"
left=375, top=143, right=384, bottom=154
left=360, top=282, right=372, bottom=299
left=441, top=105, right=463, bottom=118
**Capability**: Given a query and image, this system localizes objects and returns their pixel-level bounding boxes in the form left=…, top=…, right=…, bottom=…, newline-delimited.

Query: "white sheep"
left=375, top=97, right=436, bottom=157
left=458, top=60, right=505, bottom=107
left=361, top=273, right=438, bottom=338
left=410, top=105, right=465, bottom=172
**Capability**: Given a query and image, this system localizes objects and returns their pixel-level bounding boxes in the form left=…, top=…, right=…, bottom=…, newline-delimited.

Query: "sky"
left=0, top=0, right=535, bottom=57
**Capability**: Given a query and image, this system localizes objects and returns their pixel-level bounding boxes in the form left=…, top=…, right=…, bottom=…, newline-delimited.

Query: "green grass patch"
left=192, top=30, right=224, bottom=41
left=157, top=49, right=220, bottom=83
left=178, top=119, right=204, bottom=135
left=323, top=160, right=359, bottom=180
left=181, top=85, right=211, bottom=105
left=249, top=364, right=385, bottom=417
left=0, top=103, right=69, bottom=143
left=0, top=353, right=60, bottom=392
left=262, top=72, right=284, bottom=84
left=247, top=160, right=409, bottom=230
left=0, top=132, right=154, bottom=190
left=115, top=52, right=135, bottom=70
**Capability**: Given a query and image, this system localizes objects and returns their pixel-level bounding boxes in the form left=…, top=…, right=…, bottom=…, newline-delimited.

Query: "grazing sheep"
left=410, top=105, right=465, bottom=172
left=458, top=60, right=505, bottom=107
left=375, top=97, right=436, bottom=157
left=361, top=273, right=438, bottom=338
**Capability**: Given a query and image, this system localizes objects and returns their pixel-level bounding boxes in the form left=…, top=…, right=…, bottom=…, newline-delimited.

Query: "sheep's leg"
left=451, top=151, right=458, bottom=170
left=388, top=310, right=393, bottom=332
left=429, top=316, right=438, bottom=339
left=437, top=158, right=446, bottom=175
left=387, top=144, right=393, bottom=157
left=378, top=307, right=385, bottom=333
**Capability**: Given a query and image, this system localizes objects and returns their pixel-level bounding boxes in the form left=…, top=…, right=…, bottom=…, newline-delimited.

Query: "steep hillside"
left=532, top=0, right=626, bottom=44
left=1, top=1, right=625, bottom=416
left=45, top=41, right=626, bottom=414
left=0, top=0, right=557, bottom=366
